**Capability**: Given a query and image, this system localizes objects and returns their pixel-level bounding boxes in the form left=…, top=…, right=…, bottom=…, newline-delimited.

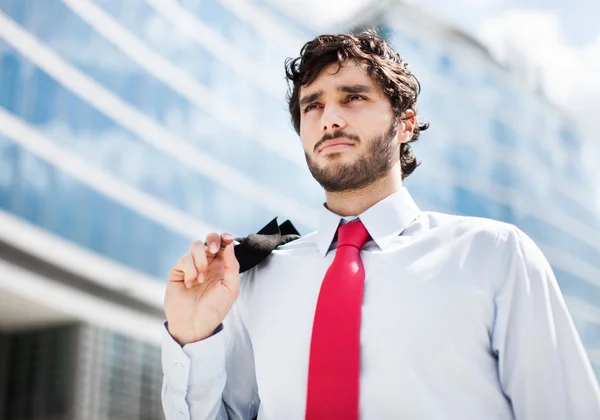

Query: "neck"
left=324, top=166, right=403, bottom=217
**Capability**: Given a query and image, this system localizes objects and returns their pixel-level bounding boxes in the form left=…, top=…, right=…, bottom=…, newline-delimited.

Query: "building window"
left=559, top=124, right=581, bottom=151
left=490, top=160, right=517, bottom=188
left=438, top=54, right=453, bottom=75
left=490, top=118, right=516, bottom=147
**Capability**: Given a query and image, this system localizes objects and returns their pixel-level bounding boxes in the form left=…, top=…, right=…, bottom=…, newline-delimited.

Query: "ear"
left=398, top=109, right=416, bottom=145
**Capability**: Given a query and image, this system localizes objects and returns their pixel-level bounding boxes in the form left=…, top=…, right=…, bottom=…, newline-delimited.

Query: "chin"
left=322, top=150, right=358, bottom=162
left=306, top=150, right=359, bottom=177
left=322, top=152, right=344, bottom=161
left=320, top=158, right=356, bottom=174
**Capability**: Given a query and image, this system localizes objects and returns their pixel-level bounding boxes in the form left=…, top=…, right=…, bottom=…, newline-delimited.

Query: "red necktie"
left=306, top=220, right=370, bottom=419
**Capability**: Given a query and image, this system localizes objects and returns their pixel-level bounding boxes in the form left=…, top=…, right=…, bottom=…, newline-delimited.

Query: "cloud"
left=456, top=0, right=502, bottom=6
left=269, top=0, right=373, bottom=29
left=478, top=9, right=600, bottom=209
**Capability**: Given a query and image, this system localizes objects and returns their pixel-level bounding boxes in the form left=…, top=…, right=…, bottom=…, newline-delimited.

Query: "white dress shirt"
left=161, top=188, right=600, bottom=420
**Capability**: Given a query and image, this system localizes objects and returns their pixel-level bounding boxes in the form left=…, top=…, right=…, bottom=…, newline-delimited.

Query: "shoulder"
left=413, top=211, right=544, bottom=264
left=415, top=210, right=520, bottom=246
left=276, top=231, right=319, bottom=251
left=240, top=231, right=319, bottom=281
left=420, top=211, right=551, bottom=279
left=417, top=211, right=551, bottom=286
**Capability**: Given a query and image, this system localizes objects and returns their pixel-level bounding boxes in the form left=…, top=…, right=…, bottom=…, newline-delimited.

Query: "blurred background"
left=0, top=0, right=598, bottom=418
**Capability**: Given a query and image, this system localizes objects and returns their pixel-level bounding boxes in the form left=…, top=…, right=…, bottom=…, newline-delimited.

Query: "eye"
left=303, top=103, right=322, bottom=113
left=347, top=95, right=366, bottom=102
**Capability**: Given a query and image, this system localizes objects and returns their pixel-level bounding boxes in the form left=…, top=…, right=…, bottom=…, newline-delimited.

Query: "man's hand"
left=164, top=232, right=240, bottom=345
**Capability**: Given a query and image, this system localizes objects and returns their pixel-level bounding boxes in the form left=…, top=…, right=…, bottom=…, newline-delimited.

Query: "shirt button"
left=177, top=410, right=186, bottom=416
left=174, top=362, right=184, bottom=369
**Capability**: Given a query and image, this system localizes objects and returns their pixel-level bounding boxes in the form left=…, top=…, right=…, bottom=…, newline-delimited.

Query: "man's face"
left=299, top=61, right=409, bottom=192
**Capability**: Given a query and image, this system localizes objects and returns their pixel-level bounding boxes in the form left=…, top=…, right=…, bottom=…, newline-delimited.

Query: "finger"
left=221, top=242, right=240, bottom=298
left=219, top=232, right=234, bottom=250
left=168, top=254, right=197, bottom=289
left=189, top=240, right=208, bottom=285
left=181, top=254, right=197, bottom=289
left=204, top=232, right=221, bottom=255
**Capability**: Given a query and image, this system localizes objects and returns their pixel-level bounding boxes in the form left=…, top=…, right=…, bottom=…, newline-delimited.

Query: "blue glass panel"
left=490, top=118, right=516, bottom=147
left=0, top=134, right=19, bottom=212
left=593, top=365, right=600, bottom=383
left=452, top=186, right=513, bottom=223
left=106, top=203, right=137, bottom=268
left=152, top=224, right=191, bottom=279
left=559, top=124, right=580, bottom=151
left=26, top=66, right=60, bottom=125
left=0, top=0, right=12, bottom=14
left=579, top=322, right=600, bottom=349
left=554, top=267, right=600, bottom=315
left=50, top=170, right=88, bottom=244
left=406, top=174, right=451, bottom=211
left=129, top=214, right=159, bottom=276
left=446, top=143, right=478, bottom=172
left=563, top=161, right=582, bottom=185
left=490, top=160, right=517, bottom=188
left=60, top=77, right=99, bottom=131
left=437, top=54, right=453, bottom=75
left=387, top=25, right=423, bottom=53
left=17, top=150, right=52, bottom=226
left=4, top=0, right=26, bottom=23
left=83, top=187, right=112, bottom=256
left=518, top=216, right=600, bottom=271
left=0, top=47, right=22, bottom=113
left=534, top=142, right=554, bottom=170
left=552, top=188, right=598, bottom=229
left=453, top=186, right=488, bottom=218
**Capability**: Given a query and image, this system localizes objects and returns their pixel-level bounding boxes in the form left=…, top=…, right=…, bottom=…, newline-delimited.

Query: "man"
left=161, top=31, right=600, bottom=419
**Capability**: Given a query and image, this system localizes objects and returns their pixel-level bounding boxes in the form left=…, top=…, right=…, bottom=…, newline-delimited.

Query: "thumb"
left=222, top=242, right=240, bottom=278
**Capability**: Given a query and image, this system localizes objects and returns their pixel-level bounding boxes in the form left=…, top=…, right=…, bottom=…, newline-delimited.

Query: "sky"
left=272, top=0, right=599, bottom=46
left=271, top=0, right=600, bottom=205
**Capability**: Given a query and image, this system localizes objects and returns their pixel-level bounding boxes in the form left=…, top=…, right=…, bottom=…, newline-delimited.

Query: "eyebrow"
left=299, top=90, right=323, bottom=107
left=338, top=84, right=373, bottom=94
left=299, top=84, right=374, bottom=107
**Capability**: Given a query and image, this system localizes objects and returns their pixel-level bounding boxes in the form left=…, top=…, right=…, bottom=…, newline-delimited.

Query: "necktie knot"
left=337, top=220, right=370, bottom=249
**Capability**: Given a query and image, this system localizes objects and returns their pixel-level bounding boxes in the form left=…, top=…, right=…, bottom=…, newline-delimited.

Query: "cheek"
left=299, top=131, right=313, bottom=154
left=299, top=119, right=318, bottom=152
left=353, top=106, right=386, bottom=125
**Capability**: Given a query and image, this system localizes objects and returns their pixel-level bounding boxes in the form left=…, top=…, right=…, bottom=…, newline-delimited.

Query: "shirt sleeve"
left=491, top=226, right=600, bottom=420
left=161, top=298, right=260, bottom=420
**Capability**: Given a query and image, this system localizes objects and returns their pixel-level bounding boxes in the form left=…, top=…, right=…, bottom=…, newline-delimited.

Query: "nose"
left=321, top=103, right=347, bottom=133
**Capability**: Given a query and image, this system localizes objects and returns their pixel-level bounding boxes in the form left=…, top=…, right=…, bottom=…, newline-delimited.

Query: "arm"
left=491, top=226, right=600, bottom=419
left=161, top=299, right=259, bottom=420
left=161, top=233, right=259, bottom=420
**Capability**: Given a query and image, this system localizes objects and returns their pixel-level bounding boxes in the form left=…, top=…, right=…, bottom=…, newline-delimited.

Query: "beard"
left=305, top=121, right=399, bottom=193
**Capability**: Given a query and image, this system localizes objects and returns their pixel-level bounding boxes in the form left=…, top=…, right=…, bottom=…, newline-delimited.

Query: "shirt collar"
left=316, top=187, right=421, bottom=257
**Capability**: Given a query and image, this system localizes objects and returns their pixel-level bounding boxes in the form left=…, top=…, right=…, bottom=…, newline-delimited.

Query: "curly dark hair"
left=285, top=29, right=429, bottom=179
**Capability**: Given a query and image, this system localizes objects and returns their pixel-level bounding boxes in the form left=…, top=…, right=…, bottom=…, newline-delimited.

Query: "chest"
left=243, top=245, right=494, bottom=342
left=240, top=247, right=496, bottom=401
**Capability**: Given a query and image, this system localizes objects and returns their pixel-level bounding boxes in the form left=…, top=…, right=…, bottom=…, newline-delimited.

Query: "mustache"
left=313, top=131, right=361, bottom=153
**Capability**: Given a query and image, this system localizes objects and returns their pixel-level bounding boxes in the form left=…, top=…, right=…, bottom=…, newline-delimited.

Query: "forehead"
left=300, top=61, right=379, bottom=94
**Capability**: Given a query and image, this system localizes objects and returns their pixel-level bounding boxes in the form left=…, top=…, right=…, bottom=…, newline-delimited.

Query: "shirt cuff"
left=161, top=322, right=227, bottom=391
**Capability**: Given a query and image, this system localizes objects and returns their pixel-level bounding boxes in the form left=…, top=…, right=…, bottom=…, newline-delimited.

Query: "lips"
left=318, top=139, right=356, bottom=153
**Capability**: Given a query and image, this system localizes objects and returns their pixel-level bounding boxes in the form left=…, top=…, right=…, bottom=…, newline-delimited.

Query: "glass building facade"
left=0, top=324, right=163, bottom=419
left=0, top=0, right=323, bottom=281
left=354, top=2, right=600, bottom=379
left=0, top=0, right=598, bottom=418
